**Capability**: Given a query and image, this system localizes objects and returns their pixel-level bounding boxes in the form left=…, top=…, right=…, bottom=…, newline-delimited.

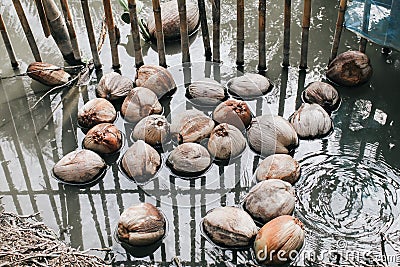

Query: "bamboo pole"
left=197, top=0, right=211, bottom=60
left=258, top=0, right=266, bottom=71
left=81, top=0, right=102, bottom=69
left=177, top=0, right=191, bottom=63
left=102, top=0, right=120, bottom=69
left=299, top=0, right=311, bottom=69
left=11, top=0, right=42, bottom=62
left=0, top=14, right=19, bottom=69
left=282, top=0, right=291, bottom=67
left=359, top=0, right=371, bottom=53
left=236, top=0, right=244, bottom=66
left=329, top=0, right=347, bottom=63
left=60, top=0, right=81, bottom=62
left=34, top=0, right=51, bottom=37
left=152, top=0, right=167, bottom=67
left=128, top=0, right=144, bottom=68
left=212, top=0, right=220, bottom=63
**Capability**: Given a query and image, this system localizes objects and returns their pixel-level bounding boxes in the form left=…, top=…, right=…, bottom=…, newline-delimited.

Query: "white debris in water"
left=349, top=99, right=372, bottom=131
left=389, top=143, right=395, bottom=149
left=373, top=109, right=387, bottom=125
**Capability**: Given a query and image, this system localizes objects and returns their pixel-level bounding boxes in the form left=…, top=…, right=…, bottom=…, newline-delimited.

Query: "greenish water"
left=1, top=0, right=400, bottom=266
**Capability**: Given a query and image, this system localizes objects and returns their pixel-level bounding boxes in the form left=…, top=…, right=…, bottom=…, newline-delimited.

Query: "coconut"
left=302, top=81, right=340, bottom=112
left=227, top=73, right=271, bottom=98
left=167, top=143, right=211, bottom=175
left=208, top=123, right=246, bottom=160
left=213, top=99, right=252, bottom=130
left=135, top=65, right=176, bottom=98
left=83, top=123, right=122, bottom=154
left=132, top=115, right=170, bottom=146
left=255, top=154, right=300, bottom=184
left=96, top=72, right=134, bottom=101
left=187, top=78, right=226, bottom=106
left=77, top=98, right=117, bottom=129
left=27, top=62, right=71, bottom=86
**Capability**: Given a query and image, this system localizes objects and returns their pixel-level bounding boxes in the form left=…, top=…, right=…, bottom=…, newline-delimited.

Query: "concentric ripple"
left=296, top=153, right=400, bottom=241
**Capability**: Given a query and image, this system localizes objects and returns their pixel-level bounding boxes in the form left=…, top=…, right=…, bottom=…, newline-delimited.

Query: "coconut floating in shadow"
left=255, top=154, right=300, bottom=185
left=167, top=143, right=211, bottom=176
left=132, top=115, right=170, bottom=146
left=170, top=109, right=214, bottom=143
left=289, top=103, right=332, bottom=139
left=187, top=78, right=227, bottom=106
left=327, top=50, right=373, bottom=87
left=303, top=81, right=340, bottom=112
left=208, top=123, right=246, bottom=160
left=244, top=179, right=296, bottom=224
left=247, top=115, right=298, bottom=156
left=96, top=72, right=133, bottom=101
left=27, top=62, right=71, bottom=86
left=227, top=73, right=271, bottom=99
left=53, top=149, right=106, bottom=184
left=213, top=99, right=252, bottom=130
left=135, top=65, right=176, bottom=98
left=202, top=206, right=258, bottom=248
left=77, top=98, right=117, bottom=129
left=117, top=203, right=166, bottom=246
left=83, top=123, right=122, bottom=154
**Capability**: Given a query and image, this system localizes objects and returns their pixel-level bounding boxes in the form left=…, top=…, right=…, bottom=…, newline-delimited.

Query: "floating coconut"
left=255, top=154, right=300, bottom=184
left=327, top=50, right=373, bottom=87
left=121, top=87, right=162, bottom=123
left=77, top=98, right=117, bottom=129
left=121, top=140, right=161, bottom=183
left=27, top=62, right=71, bottom=86
left=146, top=1, right=199, bottom=41
left=96, top=72, right=134, bottom=101
left=132, top=115, right=170, bottom=146
left=187, top=78, right=227, bottom=106
left=302, top=81, right=340, bottom=112
left=170, top=109, right=214, bottom=143
left=167, top=143, right=211, bottom=176
left=83, top=123, right=122, bottom=154
left=202, top=206, right=258, bottom=248
left=247, top=115, right=298, bottom=156
left=53, top=149, right=106, bottom=184
left=289, top=103, right=332, bottom=139
left=208, top=123, right=246, bottom=160
left=227, top=73, right=271, bottom=99
left=254, top=215, right=305, bottom=265
left=244, top=179, right=296, bottom=223
left=117, top=203, right=166, bottom=246
left=213, top=99, right=252, bottom=130
left=135, top=65, right=176, bottom=98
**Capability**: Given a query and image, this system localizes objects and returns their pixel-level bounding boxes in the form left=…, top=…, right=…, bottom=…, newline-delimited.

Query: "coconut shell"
left=303, top=81, right=340, bottom=112
left=135, top=65, right=176, bottom=98
left=255, top=154, right=300, bottom=184
left=77, top=98, right=117, bottom=129
left=203, top=207, right=258, bottom=247
left=146, top=1, right=199, bottom=41
left=132, top=115, right=170, bottom=146
left=227, top=73, right=271, bottom=98
left=118, top=203, right=166, bottom=246
left=187, top=78, right=226, bottom=106
left=167, top=143, right=211, bottom=175
left=96, top=72, right=134, bottom=101
left=213, top=99, right=252, bottom=130
left=53, top=149, right=106, bottom=183
left=208, top=123, right=246, bottom=160
left=27, top=62, right=71, bottom=86
left=83, top=123, right=122, bottom=154
left=326, top=50, right=373, bottom=87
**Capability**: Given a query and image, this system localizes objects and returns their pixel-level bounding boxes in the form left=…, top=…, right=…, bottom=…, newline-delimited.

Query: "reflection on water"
left=1, top=0, right=400, bottom=266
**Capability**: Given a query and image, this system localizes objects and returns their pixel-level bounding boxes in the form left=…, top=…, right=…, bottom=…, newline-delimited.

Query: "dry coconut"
left=187, top=78, right=227, bottom=106
left=132, top=115, right=170, bottom=146
left=167, top=143, right=211, bottom=175
left=77, top=98, right=116, bottom=129
left=213, top=99, right=252, bottom=130
left=83, top=123, right=122, bottom=154
left=135, top=65, right=176, bottom=98
left=96, top=72, right=134, bottom=101
left=227, top=73, right=271, bottom=98
left=255, top=154, right=300, bottom=184
left=303, top=81, right=340, bottom=112
left=27, top=62, right=71, bottom=86
left=208, top=123, right=246, bottom=160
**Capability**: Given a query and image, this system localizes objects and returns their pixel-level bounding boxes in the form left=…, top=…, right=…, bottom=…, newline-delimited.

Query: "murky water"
left=1, top=0, right=400, bottom=266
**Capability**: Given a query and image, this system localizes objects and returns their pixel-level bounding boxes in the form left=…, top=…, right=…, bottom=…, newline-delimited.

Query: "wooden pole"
left=236, top=0, right=244, bottom=66
left=102, top=0, right=120, bottom=69
left=197, top=0, right=211, bottom=60
left=282, top=0, right=291, bottom=67
left=299, top=0, right=311, bottom=69
left=128, top=0, right=144, bottom=68
left=177, top=0, right=191, bottom=63
left=152, top=0, right=167, bottom=67
left=329, top=0, right=347, bottom=63
left=212, top=0, right=220, bottom=63
left=0, top=14, right=19, bottom=69
left=359, top=0, right=371, bottom=53
left=11, top=0, right=42, bottom=62
left=60, top=0, right=81, bottom=62
left=258, top=0, right=266, bottom=71
left=34, top=0, right=51, bottom=37
left=80, top=0, right=102, bottom=69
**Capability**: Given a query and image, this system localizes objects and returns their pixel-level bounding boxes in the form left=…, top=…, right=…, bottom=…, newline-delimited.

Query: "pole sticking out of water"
left=197, top=0, right=211, bottom=60
left=329, top=0, right=347, bottom=63
left=60, top=0, right=81, bottom=62
left=299, top=0, right=311, bottom=69
left=236, top=0, right=244, bottom=66
left=177, top=0, right=190, bottom=63
left=12, top=0, right=42, bottom=62
left=0, top=14, right=19, bottom=69
left=282, top=0, right=291, bottom=67
left=152, top=0, right=167, bottom=67
left=128, top=0, right=144, bottom=68
left=102, top=0, right=120, bottom=69
left=359, top=0, right=371, bottom=53
left=212, top=0, right=220, bottom=63
left=80, top=0, right=102, bottom=69
left=34, top=0, right=51, bottom=37
left=258, top=0, right=266, bottom=71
